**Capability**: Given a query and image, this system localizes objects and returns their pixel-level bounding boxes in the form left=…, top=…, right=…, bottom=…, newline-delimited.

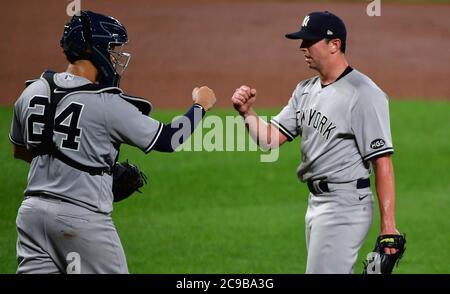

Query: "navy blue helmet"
left=60, top=11, right=130, bottom=87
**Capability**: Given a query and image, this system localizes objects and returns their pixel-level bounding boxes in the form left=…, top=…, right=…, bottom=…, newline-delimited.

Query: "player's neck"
left=66, top=60, right=99, bottom=84
left=318, top=56, right=349, bottom=85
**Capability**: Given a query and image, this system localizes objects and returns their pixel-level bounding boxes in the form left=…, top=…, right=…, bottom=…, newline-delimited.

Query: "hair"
left=325, top=38, right=346, bottom=54
left=65, top=47, right=92, bottom=64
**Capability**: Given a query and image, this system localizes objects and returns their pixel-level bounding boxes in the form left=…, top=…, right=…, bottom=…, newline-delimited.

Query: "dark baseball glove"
left=363, top=234, right=406, bottom=274
left=112, top=160, right=148, bottom=202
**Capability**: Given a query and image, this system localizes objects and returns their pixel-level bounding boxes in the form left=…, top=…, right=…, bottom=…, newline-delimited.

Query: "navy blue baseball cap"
left=285, top=11, right=346, bottom=42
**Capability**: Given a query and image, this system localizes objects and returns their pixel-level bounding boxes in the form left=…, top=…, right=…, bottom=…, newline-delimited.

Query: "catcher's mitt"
left=363, top=234, right=406, bottom=274
left=112, top=160, right=147, bottom=202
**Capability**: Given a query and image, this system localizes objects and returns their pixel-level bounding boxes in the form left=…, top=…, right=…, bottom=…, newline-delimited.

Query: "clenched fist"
left=231, top=85, right=257, bottom=115
left=192, top=86, right=217, bottom=111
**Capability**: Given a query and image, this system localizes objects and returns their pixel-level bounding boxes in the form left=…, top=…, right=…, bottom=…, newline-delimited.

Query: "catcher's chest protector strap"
left=31, top=70, right=122, bottom=175
left=119, top=93, right=153, bottom=116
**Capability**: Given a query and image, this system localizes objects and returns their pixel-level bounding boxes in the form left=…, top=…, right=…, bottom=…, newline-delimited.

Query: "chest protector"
left=30, top=70, right=152, bottom=175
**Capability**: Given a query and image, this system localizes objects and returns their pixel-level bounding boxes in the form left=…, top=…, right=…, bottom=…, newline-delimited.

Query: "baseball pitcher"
left=231, top=11, right=405, bottom=274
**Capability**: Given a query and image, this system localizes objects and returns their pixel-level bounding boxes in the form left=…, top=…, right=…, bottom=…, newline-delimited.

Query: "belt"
left=307, top=178, right=370, bottom=195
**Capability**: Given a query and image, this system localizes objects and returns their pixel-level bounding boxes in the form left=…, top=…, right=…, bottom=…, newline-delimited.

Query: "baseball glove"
left=363, top=234, right=406, bottom=274
left=112, top=160, right=148, bottom=202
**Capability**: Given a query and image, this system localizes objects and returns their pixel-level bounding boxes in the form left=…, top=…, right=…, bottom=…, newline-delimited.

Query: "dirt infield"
left=1, top=1, right=449, bottom=108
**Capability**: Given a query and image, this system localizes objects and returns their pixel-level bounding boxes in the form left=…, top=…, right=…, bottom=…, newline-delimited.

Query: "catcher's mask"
left=60, top=10, right=131, bottom=87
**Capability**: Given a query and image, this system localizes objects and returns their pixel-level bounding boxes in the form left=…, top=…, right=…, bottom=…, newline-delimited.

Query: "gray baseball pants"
left=305, top=183, right=374, bottom=274
left=16, top=196, right=128, bottom=274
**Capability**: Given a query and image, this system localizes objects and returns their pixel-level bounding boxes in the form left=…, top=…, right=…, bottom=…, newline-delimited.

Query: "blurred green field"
left=1, top=100, right=449, bottom=273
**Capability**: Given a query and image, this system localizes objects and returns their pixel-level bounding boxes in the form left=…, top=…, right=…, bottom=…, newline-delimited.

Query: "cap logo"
left=302, top=15, right=310, bottom=27
left=327, top=30, right=333, bottom=35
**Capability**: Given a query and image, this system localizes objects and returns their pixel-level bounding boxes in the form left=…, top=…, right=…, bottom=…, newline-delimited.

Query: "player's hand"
left=192, top=86, right=216, bottom=111
left=380, top=228, right=401, bottom=254
left=231, top=85, right=257, bottom=115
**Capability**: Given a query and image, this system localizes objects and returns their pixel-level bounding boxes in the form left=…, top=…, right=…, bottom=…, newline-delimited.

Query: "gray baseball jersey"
left=271, top=68, right=394, bottom=183
left=9, top=72, right=163, bottom=213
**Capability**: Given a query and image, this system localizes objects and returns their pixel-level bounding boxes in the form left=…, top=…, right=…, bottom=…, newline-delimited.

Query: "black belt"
left=307, top=178, right=370, bottom=195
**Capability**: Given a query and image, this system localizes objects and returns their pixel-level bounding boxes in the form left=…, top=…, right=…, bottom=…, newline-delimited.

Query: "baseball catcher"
left=112, top=160, right=148, bottom=202
left=10, top=10, right=216, bottom=273
left=363, top=234, right=406, bottom=274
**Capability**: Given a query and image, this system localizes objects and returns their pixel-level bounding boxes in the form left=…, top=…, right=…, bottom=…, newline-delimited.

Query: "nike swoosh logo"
left=359, top=195, right=369, bottom=201
left=53, top=89, right=67, bottom=94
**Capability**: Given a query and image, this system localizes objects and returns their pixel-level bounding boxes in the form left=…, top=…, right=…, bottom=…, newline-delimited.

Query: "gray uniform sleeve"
left=351, top=90, right=394, bottom=161
left=9, top=99, right=26, bottom=146
left=270, top=87, right=300, bottom=141
left=106, top=95, right=163, bottom=153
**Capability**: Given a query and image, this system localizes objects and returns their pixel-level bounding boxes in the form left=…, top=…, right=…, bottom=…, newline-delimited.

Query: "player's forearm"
left=153, top=104, right=205, bottom=152
left=241, top=108, right=279, bottom=150
left=373, top=155, right=397, bottom=232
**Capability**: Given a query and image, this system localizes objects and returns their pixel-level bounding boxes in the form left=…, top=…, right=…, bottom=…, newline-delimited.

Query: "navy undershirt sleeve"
left=153, top=104, right=206, bottom=152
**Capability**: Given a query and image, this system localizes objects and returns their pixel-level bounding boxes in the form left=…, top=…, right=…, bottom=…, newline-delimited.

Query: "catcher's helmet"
left=60, top=11, right=130, bottom=87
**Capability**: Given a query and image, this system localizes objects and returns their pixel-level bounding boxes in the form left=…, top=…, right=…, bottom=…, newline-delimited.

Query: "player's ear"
left=328, top=39, right=341, bottom=54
